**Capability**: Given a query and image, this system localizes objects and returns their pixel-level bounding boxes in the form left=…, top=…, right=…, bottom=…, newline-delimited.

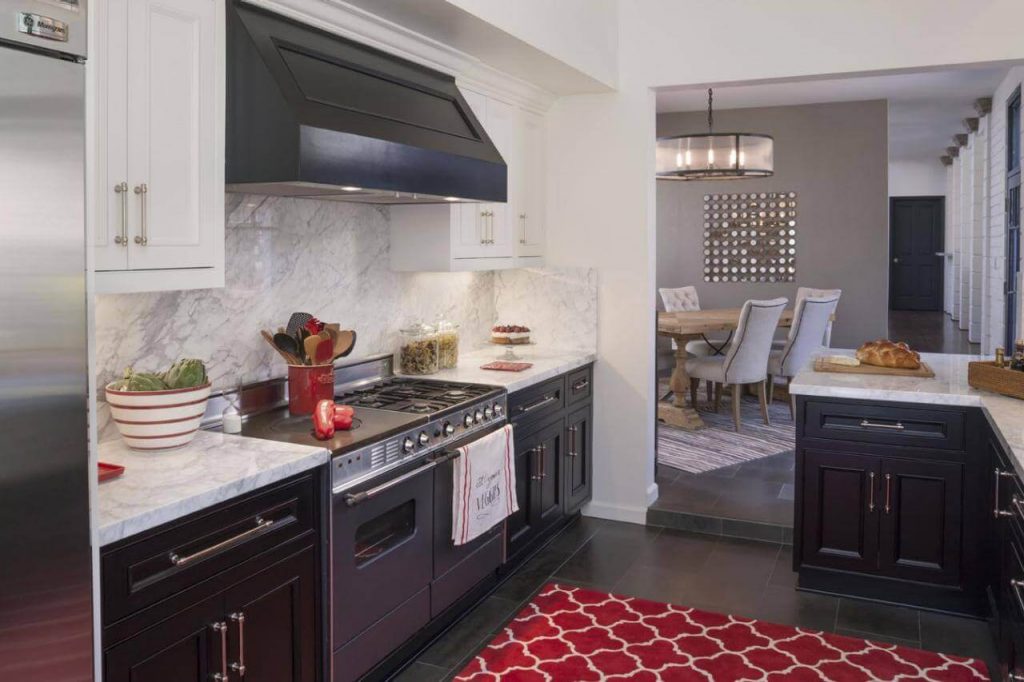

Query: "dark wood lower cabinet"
left=565, top=404, right=593, bottom=513
left=102, top=470, right=327, bottom=682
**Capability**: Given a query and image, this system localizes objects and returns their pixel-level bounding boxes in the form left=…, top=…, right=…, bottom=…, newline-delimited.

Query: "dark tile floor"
left=648, top=452, right=795, bottom=542
left=395, top=517, right=999, bottom=680
left=889, top=310, right=980, bottom=355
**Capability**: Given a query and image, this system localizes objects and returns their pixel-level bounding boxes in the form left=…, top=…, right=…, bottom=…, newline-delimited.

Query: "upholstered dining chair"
left=772, top=287, right=842, bottom=348
left=684, top=298, right=788, bottom=432
left=659, top=286, right=724, bottom=403
left=768, top=293, right=841, bottom=419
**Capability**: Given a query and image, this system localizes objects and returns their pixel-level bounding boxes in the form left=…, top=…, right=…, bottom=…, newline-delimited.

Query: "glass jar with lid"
left=436, top=317, right=460, bottom=369
left=399, top=322, right=439, bottom=375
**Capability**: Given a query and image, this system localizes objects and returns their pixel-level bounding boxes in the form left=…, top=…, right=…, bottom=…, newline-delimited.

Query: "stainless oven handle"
left=342, top=450, right=461, bottom=505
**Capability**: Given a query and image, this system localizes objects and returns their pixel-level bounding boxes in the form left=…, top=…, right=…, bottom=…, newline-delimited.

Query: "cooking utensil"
left=286, top=312, right=314, bottom=336
left=271, top=332, right=301, bottom=358
left=314, top=337, right=334, bottom=364
left=262, top=330, right=301, bottom=365
left=304, top=334, right=323, bottom=364
left=333, top=330, right=357, bottom=359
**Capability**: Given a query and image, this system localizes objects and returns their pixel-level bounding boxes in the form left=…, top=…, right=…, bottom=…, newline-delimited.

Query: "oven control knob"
left=484, top=406, right=493, bottom=420
left=443, top=422, right=455, bottom=437
left=418, top=431, right=430, bottom=446
left=402, top=437, right=415, bottom=453
left=474, top=409, right=483, bottom=424
left=493, top=403, right=503, bottom=417
left=463, top=413, right=474, bottom=428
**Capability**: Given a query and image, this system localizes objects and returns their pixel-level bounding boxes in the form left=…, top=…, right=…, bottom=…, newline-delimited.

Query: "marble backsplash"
left=96, top=194, right=596, bottom=441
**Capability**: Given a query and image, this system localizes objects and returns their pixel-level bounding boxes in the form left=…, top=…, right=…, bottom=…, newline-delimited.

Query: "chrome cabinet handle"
left=230, top=612, right=247, bottom=677
left=519, top=213, right=527, bottom=244
left=1012, top=579, right=1024, bottom=618
left=1013, top=495, right=1024, bottom=520
left=480, top=210, right=487, bottom=244
left=859, top=419, right=904, bottom=431
left=884, top=473, right=892, bottom=514
left=568, top=425, right=577, bottom=458
left=168, top=517, right=274, bottom=567
left=134, top=183, right=148, bottom=245
left=868, top=471, right=876, bottom=512
left=572, top=378, right=590, bottom=393
left=516, top=394, right=558, bottom=416
left=530, top=447, right=542, bottom=480
left=487, top=211, right=495, bottom=244
left=995, top=468, right=1016, bottom=518
left=212, top=621, right=228, bottom=681
left=1009, top=672, right=1024, bottom=682
left=342, top=450, right=459, bottom=502
left=539, top=444, right=546, bottom=479
left=114, top=182, right=129, bottom=246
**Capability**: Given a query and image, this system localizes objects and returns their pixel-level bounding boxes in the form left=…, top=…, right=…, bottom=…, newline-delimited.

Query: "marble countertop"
left=791, top=350, right=1024, bottom=468
left=96, top=431, right=330, bottom=547
left=403, top=346, right=596, bottom=393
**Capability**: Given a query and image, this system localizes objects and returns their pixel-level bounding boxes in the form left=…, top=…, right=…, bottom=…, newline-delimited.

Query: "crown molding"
left=242, top=0, right=557, bottom=113
left=940, top=155, right=953, bottom=166
left=946, top=146, right=959, bottom=158
left=963, top=117, right=979, bottom=133
left=975, top=97, right=993, bottom=117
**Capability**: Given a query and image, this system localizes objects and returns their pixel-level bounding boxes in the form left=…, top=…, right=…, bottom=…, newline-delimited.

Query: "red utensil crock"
left=288, top=364, right=335, bottom=416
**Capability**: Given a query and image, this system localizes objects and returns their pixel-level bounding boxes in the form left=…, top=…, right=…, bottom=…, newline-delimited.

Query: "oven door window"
left=354, top=499, right=416, bottom=567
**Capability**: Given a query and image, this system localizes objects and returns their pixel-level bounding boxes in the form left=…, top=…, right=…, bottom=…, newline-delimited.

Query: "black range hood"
left=225, top=0, right=507, bottom=204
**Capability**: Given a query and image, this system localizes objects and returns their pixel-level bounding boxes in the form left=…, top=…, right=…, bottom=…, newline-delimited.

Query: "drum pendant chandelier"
left=656, top=89, right=774, bottom=180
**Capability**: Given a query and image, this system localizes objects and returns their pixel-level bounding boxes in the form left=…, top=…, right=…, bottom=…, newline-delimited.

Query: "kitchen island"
left=789, top=351, right=1024, bottom=674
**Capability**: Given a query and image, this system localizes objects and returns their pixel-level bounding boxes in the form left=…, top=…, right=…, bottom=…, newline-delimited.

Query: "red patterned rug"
left=455, top=584, right=989, bottom=681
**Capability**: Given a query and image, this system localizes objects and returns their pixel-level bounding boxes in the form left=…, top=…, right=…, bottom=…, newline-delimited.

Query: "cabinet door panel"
left=223, top=546, right=319, bottom=682
left=564, top=404, right=592, bottom=513
left=483, top=97, right=514, bottom=257
left=534, top=419, right=565, bottom=532
left=94, top=0, right=130, bottom=271
left=127, top=0, right=219, bottom=270
left=506, top=427, right=540, bottom=559
left=878, top=458, right=962, bottom=585
left=800, top=449, right=879, bottom=572
left=517, top=110, right=545, bottom=257
left=104, top=591, right=225, bottom=682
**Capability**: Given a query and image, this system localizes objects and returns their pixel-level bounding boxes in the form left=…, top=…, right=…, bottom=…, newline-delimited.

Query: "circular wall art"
left=702, top=191, right=797, bottom=283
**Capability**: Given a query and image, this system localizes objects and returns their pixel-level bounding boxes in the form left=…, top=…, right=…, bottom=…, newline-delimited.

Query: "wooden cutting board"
left=813, top=357, right=935, bottom=378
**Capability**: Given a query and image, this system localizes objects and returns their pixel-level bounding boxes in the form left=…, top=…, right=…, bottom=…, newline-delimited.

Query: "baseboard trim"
left=582, top=500, right=649, bottom=525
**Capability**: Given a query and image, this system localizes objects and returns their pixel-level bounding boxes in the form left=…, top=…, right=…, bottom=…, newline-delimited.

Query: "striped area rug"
left=657, top=386, right=795, bottom=475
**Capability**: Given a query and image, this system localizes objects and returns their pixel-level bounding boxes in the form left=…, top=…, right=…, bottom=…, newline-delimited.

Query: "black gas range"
left=239, top=355, right=507, bottom=493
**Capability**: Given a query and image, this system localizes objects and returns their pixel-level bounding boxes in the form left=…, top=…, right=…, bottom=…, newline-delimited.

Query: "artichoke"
left=121, top=368, right=169, bottom=392
left=162, top=358, right=208, bottom=389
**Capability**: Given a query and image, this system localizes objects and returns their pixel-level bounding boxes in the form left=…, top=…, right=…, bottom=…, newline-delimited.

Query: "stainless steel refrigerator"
left=0, top=1, right=92, bottom=680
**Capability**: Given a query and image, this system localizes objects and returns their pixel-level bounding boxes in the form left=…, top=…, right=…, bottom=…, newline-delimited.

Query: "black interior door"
left=890, top=196, right=945, bottom=311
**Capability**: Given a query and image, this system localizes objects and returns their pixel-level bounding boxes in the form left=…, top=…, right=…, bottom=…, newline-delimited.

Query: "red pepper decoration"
left=313, top=399, right=336, bottom=439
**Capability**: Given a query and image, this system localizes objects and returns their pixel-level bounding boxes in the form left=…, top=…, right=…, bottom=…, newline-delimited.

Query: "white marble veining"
left=96, top=431, right=330, bottom=546
left=95, top=195, right=597, bottom=443
left=494, top=267, right=598, bottom=352
left=413, top=347, right=596, bottom=393
left=791, top=350, right=1024, bottom=469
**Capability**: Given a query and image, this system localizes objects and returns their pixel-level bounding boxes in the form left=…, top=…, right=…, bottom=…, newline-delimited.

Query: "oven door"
left=432, top=423, right=507, bottom=616
left=332, top=453, right=449, bottom=647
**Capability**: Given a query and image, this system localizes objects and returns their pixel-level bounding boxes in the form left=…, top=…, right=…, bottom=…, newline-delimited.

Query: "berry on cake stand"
left=490, top=324, right=532, bottom=360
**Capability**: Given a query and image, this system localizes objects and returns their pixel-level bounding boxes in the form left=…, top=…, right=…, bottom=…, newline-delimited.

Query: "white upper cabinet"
left=390, top=87, right=546, bottom=272
left=93, top=0, right=224, bottom=294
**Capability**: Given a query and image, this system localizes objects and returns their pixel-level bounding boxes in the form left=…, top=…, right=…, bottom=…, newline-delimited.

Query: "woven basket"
left=967, top=361, right=1024, bottom=400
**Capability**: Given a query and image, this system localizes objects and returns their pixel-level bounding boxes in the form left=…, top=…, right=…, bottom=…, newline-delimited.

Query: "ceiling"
left=656, top=66, right=1014, bottom=163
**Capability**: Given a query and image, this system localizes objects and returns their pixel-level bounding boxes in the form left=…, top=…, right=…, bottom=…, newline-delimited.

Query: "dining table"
left=657, top=307, right=804, bottom=430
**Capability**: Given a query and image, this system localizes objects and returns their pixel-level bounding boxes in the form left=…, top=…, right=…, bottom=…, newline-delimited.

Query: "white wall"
left=543, top=0, right=1024, bottom=524
left=889, top=160, right=947, bottom=197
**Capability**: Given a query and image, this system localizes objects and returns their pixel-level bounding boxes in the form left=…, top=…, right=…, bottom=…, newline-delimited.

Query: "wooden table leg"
left=658, top=344, right=705, bottom=430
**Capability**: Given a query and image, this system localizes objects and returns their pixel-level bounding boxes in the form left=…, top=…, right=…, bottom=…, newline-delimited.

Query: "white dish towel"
left=452, top=424, right=518, bottom=546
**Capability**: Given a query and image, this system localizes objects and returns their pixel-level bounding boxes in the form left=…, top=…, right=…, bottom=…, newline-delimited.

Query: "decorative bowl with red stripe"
left=105, top=382, right=212, bottom=451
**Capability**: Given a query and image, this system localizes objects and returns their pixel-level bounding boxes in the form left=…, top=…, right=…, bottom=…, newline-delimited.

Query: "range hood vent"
left=225, top=0, right=507, bottom=204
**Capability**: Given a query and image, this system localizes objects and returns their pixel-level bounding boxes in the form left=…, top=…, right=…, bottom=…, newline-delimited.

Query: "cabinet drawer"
left=803, top=400, right=965, bottom=451
left=508, top=376, right=564, bottom=426
left=102, top=474, right=317, bottom=625
left=566, top=365, right=593, bottom=406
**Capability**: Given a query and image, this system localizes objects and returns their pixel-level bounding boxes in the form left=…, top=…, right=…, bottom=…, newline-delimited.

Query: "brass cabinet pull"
left=859, top=419, right=905, bottom=431
left=133, top=183, right=148, bottom=245
left=884, top=473, right=892, bottom=514
left=114, top=182, right=129, bottom=246
left=995, top=468, right=1016, bottom=518
left=868, top=471, right=876, bottom=512
left=211, top=622, right=228, bottom=681
left=168, top=516, right=274, bottom=567
left=230, top=612, right=247, bottom=677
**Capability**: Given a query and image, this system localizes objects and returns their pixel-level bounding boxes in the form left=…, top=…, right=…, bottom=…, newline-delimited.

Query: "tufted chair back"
left=659, top=286, right=701, bottom=313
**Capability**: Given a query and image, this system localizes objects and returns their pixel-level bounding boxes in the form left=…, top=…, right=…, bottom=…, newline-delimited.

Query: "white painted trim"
left=581, top=500, right=651, bottom=526
left=646, top=481, right=660, bottom=506
left=242, top=0, right=556, bottom=113
left=95, top=267, right=225, bottom=294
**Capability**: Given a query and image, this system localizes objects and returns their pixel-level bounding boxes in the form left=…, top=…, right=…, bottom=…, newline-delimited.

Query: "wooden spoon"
left=314, top=337, right=334, bottom=365
left=333, top=330, right=357, bottom=359
left=303, top=335, right=322, bottom=364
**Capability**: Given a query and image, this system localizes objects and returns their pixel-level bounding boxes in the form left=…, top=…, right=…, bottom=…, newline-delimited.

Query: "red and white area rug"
left=455, top=584, right=988, bottom=681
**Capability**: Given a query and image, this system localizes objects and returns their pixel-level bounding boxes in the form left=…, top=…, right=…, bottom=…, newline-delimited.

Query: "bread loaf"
left=855, top=340, right=922, bottom=370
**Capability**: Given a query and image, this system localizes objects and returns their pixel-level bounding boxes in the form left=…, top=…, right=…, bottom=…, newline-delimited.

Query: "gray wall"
left=657, top=99, right=889, bottom=352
